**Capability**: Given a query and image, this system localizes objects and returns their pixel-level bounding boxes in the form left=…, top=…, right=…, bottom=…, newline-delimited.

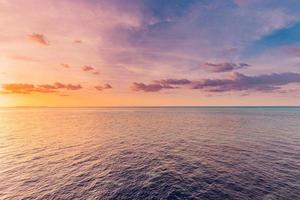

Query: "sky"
left=1, top=0, right=300, bottom=107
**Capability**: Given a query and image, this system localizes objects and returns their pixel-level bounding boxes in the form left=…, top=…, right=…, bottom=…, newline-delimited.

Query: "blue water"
left=0, top=107, right=299, bottom=199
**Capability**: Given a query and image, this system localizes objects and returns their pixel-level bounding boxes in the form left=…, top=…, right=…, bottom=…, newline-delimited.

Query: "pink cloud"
left=28, top=33, right=49, bottom=46
left=49, top=82, right=82, bottom=90
left=73, top=39, right=82, bottom=44
left=95, top=84, right=112, bottom=91
left=61, top=63, right=70, bottom=68
left=65, top=84, right=82, bottom=90
left=82, top=65, right=95, bottom=71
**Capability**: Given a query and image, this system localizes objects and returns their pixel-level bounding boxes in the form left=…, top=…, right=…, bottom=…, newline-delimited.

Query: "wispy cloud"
left=46, top=82, right=82, bottom=90
left=73, top=39, right=82, bottom=44
left=95, top=84, right=112, bottom=91
left=27, top=33, right=49, bottom=46
left=81, top=65, right=100, bottom=75
left=203, top=63, right=250, bottom=73
left=61, top=63, right=70, bottom=68
left=82, top=65, right=95, bottom=72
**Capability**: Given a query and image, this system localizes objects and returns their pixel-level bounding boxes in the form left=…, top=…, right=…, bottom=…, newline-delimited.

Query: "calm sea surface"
left=0, top=107, right=299, bottom=200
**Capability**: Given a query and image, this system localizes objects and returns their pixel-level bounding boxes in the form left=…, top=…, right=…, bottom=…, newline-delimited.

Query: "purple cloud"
left=95, top=84, right=112, bottom=91
left=82, top=65, right=95, bottom=72
left=81, top=65, right=101, bottom=75
left=131, top=82, right=163, bottom=92
left=193, top=72, right=300, bottom=92
left=154, top=79, right=192, bottom=85
left=131, top=78, right=192, bottom=92
left=132, top=72, right=300, bottom=93
left=203, top=62, right=250, bottom=73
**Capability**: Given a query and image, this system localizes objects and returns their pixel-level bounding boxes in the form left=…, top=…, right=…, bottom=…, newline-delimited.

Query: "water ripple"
left=0, top=107, right=299, bottom=199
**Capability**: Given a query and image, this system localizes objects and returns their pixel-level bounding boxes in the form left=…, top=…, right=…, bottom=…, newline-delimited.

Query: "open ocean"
left=0, top=107, right=299, bottom=200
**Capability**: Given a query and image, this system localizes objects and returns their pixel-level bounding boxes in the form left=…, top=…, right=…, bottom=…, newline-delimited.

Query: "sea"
left=0, top=107, right=299, bottom=199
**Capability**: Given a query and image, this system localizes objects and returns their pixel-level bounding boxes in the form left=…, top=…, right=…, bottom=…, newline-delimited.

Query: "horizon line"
left=1, top=105, right=300, bottom=108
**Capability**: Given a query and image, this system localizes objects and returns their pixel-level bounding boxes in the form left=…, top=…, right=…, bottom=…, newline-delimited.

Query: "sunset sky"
left=1, top=0, right=300, bottom=107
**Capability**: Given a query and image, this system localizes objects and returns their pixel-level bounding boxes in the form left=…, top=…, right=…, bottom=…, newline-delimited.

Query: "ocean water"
left=0, top=107, right=299, bottom=200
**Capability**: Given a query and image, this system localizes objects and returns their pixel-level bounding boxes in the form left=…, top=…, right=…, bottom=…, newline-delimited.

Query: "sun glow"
left=0, top=96, right=14, bottom=107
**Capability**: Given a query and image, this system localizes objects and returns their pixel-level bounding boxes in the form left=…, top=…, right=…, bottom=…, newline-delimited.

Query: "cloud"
left=2, top=83, right=39, bottom=94
left=82, top=65, right=100, bottom=75
left=131, top=82, right=163, bottom=92
left=61, top=63, right=70, bottom=68
left=154, top=79, right=192, bottom=85
left=82, top=65, right=95, bottom=71
left=192, top=72, right=300, bottom=92
left=64, top=84, right=82, bottom=90
left=46, top=82, right=82, bottom=90
left=28, top=33, right=49, bottom=45
left=203, top=62, right=250, bottom=73
left=131, top=78, right=201, bottom=92
left=95, top=84, right=112, bottom=91
left=2, top=82, right=82, bottom=94
left=132, top=72, right=300, bottom=93
left=73, top=39, right=82, bottom=43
